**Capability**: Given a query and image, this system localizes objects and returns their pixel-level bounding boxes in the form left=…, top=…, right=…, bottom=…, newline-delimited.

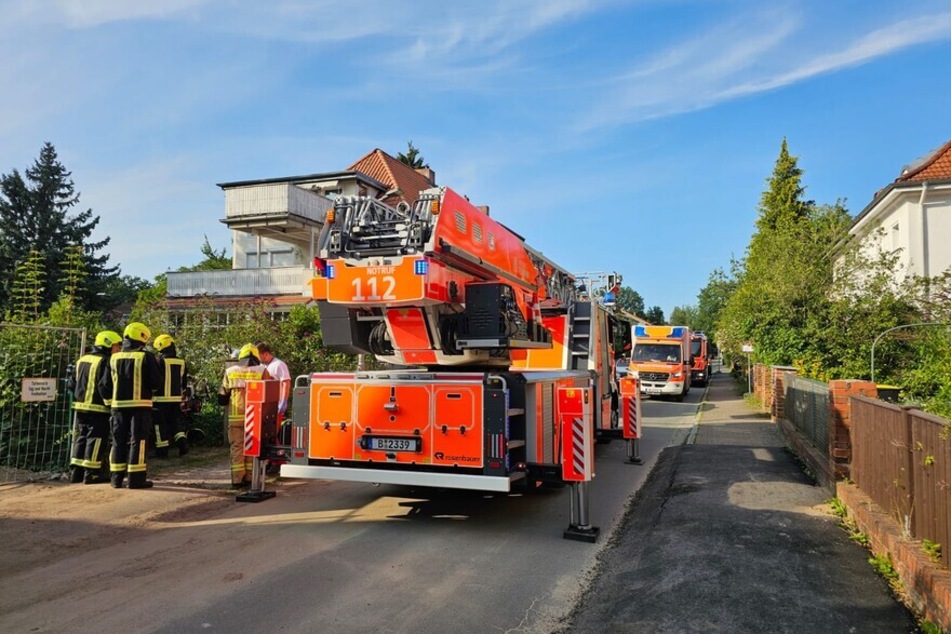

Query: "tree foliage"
left=644, top=306, right=665, bottom=325
left=669, top=305, right=698, bottom=328
left=396, top=141, right=427, bottom=169
left=694, top=267, right=737, bottom=340
left=718, top=141, right=851, bottom=367
left=0, top=143, right=118, bottom=313
left=190, top=236, right=231, bottom=271
left=711, top=138, right=951, bottom=416
left=614, top=286, right=645, bottom=318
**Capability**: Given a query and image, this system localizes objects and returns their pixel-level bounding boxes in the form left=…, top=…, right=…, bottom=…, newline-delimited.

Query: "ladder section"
left=569, top=302, right=593, bottom=370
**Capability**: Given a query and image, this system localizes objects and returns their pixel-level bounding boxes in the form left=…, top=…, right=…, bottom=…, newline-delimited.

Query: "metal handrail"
left=870, top=322, right=950, bottom=383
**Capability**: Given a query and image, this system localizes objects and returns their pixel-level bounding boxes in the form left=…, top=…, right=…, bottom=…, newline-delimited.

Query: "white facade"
left=844, top=182, right=951, bottom=283
left=167, top=170, right=389, bottom=302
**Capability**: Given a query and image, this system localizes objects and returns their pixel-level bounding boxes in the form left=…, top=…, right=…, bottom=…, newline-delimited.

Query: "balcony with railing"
left=166, top=266, right=314, bottom=298
left=222, top=183, right=332, bottom=250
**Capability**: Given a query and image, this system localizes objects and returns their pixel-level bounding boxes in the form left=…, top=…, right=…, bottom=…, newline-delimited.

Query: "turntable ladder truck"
left=242, top=186, right=642, bottom=541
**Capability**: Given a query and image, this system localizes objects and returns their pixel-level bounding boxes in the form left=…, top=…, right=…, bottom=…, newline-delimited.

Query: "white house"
left=840, top=139, right=951, bottom=283
left=165, top=149, right=437, bottom=313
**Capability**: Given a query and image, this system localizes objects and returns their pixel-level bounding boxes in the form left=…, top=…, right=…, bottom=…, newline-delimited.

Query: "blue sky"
left=3, top=1, right=951, bottom=318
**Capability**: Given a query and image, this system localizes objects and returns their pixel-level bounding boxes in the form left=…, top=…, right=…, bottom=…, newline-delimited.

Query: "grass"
left=922, top=539, right=942, bottom=564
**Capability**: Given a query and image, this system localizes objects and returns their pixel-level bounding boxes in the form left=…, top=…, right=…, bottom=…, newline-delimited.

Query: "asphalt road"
left=153, top=394, right=699, bottom=634
left=1, top=388, right=702, bottom=634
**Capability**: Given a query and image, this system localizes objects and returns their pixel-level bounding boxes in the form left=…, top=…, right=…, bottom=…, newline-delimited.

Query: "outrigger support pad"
left=627, top=438, right=644, bottom=465
left=563, top=481, right=600, bottom=542
left=236, top=456, right=277, bottom=503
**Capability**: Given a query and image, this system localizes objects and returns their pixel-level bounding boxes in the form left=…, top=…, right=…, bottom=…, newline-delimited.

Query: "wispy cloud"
left=718, top=13, right=951, bottom=100
left=577, top=10, right=951, bottom=131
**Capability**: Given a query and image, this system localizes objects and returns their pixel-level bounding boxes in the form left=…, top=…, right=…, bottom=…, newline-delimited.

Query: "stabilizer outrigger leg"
left=236, top=456, right=276, bottom=503
left=627, top=438, right=644, bottom=465
left=563, top=481, right=600, bottom=543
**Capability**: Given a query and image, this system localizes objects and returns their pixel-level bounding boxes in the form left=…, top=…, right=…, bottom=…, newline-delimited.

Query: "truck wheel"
left=674, top=391, right=685, bottom=403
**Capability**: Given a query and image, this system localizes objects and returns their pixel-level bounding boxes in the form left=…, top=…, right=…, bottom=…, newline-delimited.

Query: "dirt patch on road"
left=0, top=447, right=236, bottom=574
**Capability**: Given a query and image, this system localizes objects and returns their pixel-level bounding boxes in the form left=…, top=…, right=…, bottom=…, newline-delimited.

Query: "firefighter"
left=152, top=334, right=189, bottom=458
left=69, top=330, right=122, bottom=484
left=218, top=343, right=270, bottom=487
left=99, top=322, right=162, bottom=489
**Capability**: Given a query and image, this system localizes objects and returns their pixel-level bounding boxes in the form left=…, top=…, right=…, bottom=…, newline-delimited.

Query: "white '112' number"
left=352, top=276, right=397, bottom=301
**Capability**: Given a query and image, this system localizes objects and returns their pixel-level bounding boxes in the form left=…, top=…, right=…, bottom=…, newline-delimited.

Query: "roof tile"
left=347, top=149, right=436, bottom=206
left=896, top=139, right=951, bottom=182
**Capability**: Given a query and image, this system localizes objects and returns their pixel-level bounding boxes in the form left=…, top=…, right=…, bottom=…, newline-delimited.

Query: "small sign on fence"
left=21, top=378, right=57, bottom=402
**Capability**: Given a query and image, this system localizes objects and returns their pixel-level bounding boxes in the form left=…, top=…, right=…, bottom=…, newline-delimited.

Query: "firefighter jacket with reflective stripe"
left=104, top=342, right=162, bottom=409
left=222, top=363, right=269, bottom=421
left=153, top=356, right=187, bottom=403
left=73, top=351, right=112, bottom=413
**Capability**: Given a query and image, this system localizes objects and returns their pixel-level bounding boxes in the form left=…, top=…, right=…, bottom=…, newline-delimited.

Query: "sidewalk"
left=564, top=371, right=920, bottom=633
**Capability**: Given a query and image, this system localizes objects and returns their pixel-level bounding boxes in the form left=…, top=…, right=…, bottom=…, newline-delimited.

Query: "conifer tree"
left=0, top=143, right=117, bottom=312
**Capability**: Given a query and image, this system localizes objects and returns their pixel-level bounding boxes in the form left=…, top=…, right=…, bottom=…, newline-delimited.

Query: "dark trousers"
left=110, top=408, right=152, bottom=475
left=153, top=402, right=184, bottom=450
left=70, top=411, right=110, bottom=474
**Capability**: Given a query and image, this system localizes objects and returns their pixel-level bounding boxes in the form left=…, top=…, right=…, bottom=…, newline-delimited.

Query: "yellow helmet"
left=94, top=330, right=122, bottom=347
left=123, top=322, right=152, bottom=343
left=153, top=334, right=175, bottom=351
left=238, top=343, right=259, bottom=360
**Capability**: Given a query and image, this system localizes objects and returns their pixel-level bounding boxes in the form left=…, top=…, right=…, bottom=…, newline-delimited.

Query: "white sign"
left=741, top=344, right=754, bottom=353
left=21, top=378, right=57, bottom=402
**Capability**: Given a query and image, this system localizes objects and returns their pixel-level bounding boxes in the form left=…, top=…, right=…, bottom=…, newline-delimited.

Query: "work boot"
left=110, top=472, right=125, bottom=489
left=83, top=472, right=109, bottom=485
left=176, top=437, right=189, bottom=457
left=69, top=466, right=85, bottom=484
left=128, top=472, right=154, bottom=489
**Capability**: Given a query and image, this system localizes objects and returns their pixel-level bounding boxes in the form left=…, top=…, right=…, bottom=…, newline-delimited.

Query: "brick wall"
left=827, top=380, right=877, bottom=479
left=753, top=363, right=769, bottom=407
left=770, top=366, right=797, bottom=422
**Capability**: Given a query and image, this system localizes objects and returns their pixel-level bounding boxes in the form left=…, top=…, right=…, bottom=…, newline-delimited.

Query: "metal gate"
left=785, top=374, right=830, bottom=456
left=0, top=323, right=87, bottom=482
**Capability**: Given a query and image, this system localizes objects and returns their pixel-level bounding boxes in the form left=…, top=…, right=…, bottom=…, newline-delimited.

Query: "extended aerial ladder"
left=242, top=186, right=642, bottom=541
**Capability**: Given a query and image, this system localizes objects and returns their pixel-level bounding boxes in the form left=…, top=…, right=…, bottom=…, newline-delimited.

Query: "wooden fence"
left=850, top=396, right=951, bottom=568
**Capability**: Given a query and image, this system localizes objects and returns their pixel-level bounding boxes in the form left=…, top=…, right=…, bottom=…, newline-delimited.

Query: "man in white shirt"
left=256, top=341, right=291, bottom=423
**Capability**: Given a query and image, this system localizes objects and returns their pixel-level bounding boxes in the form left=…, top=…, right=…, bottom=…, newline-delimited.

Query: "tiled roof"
left=347, top=149, right=436, bottom=205
left=896, top=139, right=951, bottom=182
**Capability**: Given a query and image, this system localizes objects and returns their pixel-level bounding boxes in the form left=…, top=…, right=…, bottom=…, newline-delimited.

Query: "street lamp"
left=870, top=322, right=950, bottom=384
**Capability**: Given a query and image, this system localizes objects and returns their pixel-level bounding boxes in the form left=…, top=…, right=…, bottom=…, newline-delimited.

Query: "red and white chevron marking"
left=571, top=417, right=585, bottom=476
left=627, top=397, right=638, bottom=437
left=244, top=405, right=255, bottom=452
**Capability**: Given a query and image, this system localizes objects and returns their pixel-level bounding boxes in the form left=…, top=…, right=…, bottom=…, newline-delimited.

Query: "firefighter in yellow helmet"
left=98, top=322, right=162, bottom=489
left=151, top=334, right=190, bottom=458
left=218, top=343, right=270, bottom=487
left=69, top=330, right=121, bottom=484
